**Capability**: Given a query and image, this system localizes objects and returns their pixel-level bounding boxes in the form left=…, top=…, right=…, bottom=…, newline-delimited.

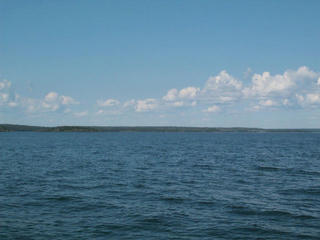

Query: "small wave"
left=295, top=169, right=320, bottom=176
left=256, top=166, right=282, bottom=171
left=160, top=196, right=185, bottom=204
left=229, top=205, right=317, bottom=220
left=136, top=215, right=169, bottom=227
left=43, top=195, right=80, bottom=202
left=228, top=205, right=257, bottom=216
left=57, top=183, right=105, bottom=190
left=281, top=187, right=320, bottom=196
left=256, top=166, right=320, bottom=177
left=231, top=225, right=292, bottom=237
left=46, top=169, right=73, bottom=176
left=197, top=200, right=216, bottom=207
left=261, top=210, right=317, bottom=220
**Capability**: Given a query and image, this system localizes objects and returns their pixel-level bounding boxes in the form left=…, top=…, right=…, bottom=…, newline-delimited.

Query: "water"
left=1, top=132, right=320, bottom=239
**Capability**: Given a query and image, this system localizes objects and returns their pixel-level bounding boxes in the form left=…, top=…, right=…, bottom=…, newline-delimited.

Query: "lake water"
left=1, top=132, right=320, bottom=239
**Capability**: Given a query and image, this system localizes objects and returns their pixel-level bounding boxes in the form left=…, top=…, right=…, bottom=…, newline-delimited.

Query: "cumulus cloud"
left=19, top=92, right=78, bottom=113
left=243, top=72, right=294, bottom=97
left=172, top=101, right=184, bottom=107
left=282, top=98, right=290, bottom=106
left=96, top=109, right=104, bottom=115
left=178, top=87, right=200, bottom=99
left=163, top=89, right=178, bottom=101
left=296, top=93, right=320, bottom=106
left=201, top=70, right=243, bottom=103
left=39, top=92, right=78, bottom=112
left=0, top=93, right=9, bottom=103
left=23, top=98, right=38, bottom=112
left=0, top=79, right=81, bottom=115
left=203, top=105, right=220, bottom=113
left=0, top=80, right=12, bottom=106
left=204, top=70, right=242, bottom=91
left=8, top=101, right=18, bottom=107
left=306, top=93, right=320, bottom=104
left=259, top=99, right=277, bottom=107
left=123, top=99, right=136, bottom=108
left=2, top=66, right=320, bottom=121
left=0, top=80, right=11, bottom=90
left=243, top=66, right=319, bottom=98
left=42, top=101, right=59, bottom=111
left=160, top=67, right=320, bottom=113
left=74, top=111, right=88, bottom=117
left=44, top=92, right=58, bottom=102
left=97, top=98, right=120, bottom=107
left=60, top=96, right=78, bottom=105
left=135, top=98, right=157, bottom=112
left=163, top=87, right=199, bottom=102
left=296, top=94, right=305, bottom=105
left=239, top=66, right=320, bottom=111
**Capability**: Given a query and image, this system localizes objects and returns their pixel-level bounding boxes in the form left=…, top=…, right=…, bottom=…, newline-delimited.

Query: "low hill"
left=1, top=124, right=320, bottom=132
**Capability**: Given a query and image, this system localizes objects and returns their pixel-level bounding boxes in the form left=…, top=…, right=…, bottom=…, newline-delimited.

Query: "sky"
left=0, top=0, right=319, bottom=128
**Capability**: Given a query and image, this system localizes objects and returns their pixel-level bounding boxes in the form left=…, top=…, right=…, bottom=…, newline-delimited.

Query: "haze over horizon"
left=1, top=0, right=320, bottom=128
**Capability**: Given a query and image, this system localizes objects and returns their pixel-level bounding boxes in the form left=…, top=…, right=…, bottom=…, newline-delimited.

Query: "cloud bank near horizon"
left=1, top=66, right=320, bottom=125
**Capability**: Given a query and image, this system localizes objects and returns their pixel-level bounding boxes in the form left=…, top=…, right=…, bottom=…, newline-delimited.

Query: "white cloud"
left=297, top=93, right=320, bottom=106
left=296, top=94, right=305, bottom=105
left=0, top=93, right=9, bottom=103
left=251, top=105, right=261, bottom=111
left=60, top=96, right=78, bottom=105
left=0, top=81, right=78, bottom=113
left=135, top=98, right=157, bottom=112
left=172, top=101, right=184, bottom=107
left=160, top=67, right=320, bottom=113
left=42, top=101, right=59, bottom=111
left=296, top=66, right=318, bottom=79
left=202, top=70, right=242, bottom=103
left=39, top=92, right=78, bottom=112
left=282, top=98, right=290, bottom=106
left=163, top=89, right=178, bottom=101
left=204, top=70, right=242, bottom=91
left=219, top=96, right=234, bottom=102
left=243, top=67, right=253, bottom=79
left=45, top=92, right=59, bottom=102
left=97, top=98, right=120, bottom=107
left=0, top=80, right=11, bottom=90
left=203, top=105, right=220, bottom=113
left=24, top=98, right=38, bottom=113
left=2, top=66, right=320, bottom=122
left=96, top=109, right=104, bottom=115
left=123, top=99, right=136, bottom=108
left=178, top=87, right=200, bottom=99
left=8, top=101, right=18, bottom=107
left=243, top=66, right=319, bottom=98
left=74, top=111, right=88, bottom=117
left=163, top=87, right=199, bottom=102
left=0, top=80, right=13, bottom=106
left=259, top=99, right=277, bottom=107
left=244, top=72, right=293, bottom=97
left=306, top=93, right=320, bottom=104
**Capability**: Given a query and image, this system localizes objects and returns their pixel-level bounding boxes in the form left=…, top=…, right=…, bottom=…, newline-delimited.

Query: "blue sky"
left=0, top=0, right=319, bottom=127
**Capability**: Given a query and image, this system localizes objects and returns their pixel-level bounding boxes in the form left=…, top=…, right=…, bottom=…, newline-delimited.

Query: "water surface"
left=1, top=132, right=320, bottom=239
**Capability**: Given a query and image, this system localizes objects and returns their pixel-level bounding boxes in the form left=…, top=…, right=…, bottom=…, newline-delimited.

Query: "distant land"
left=1, top=124, right=320, bottom=132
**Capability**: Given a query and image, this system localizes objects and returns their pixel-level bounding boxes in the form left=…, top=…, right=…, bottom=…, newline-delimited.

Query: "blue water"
left=1, top=132, right=320, bottom=239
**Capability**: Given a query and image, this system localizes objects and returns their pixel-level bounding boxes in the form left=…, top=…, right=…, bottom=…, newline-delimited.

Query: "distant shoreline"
left=1, top=124, right=320, bottom=133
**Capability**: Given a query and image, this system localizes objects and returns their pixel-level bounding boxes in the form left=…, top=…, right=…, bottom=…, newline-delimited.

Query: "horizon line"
left=1, top=123, right=320, bottom=130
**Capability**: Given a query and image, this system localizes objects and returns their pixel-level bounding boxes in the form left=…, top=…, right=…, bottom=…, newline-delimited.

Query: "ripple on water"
left=1, top=132, right=320, bottom=239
